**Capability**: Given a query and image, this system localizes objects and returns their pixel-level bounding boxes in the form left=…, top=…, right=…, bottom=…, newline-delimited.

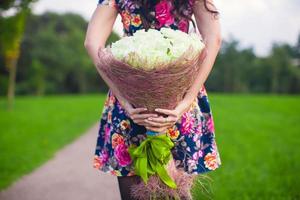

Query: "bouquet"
left=97, top=27, right=207, bottom=200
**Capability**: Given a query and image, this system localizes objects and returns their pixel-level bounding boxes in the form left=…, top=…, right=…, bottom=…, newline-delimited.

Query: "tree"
left=0, top=0, right=36, bottom=110
left=16, top=12, right=120, bottom=95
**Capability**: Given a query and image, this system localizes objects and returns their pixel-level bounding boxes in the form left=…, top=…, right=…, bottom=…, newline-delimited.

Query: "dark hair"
left=134, top=0, right=219, bottom=31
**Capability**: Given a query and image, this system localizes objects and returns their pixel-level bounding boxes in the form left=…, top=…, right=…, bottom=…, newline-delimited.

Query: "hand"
left=144, top=98, right=195, bottom=133
left=119, top=97, right=159, bottom=127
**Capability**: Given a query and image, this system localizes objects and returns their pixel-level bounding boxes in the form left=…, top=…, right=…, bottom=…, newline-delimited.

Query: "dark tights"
left=117, top=175, right=141, bottom=200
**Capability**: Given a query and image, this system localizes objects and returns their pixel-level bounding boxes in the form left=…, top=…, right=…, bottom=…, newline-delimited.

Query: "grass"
left=0, top=93, right=299, bottom=199
left=191, top=93, right=300, bottom=200
left=0, top=93, right=107, bottom=190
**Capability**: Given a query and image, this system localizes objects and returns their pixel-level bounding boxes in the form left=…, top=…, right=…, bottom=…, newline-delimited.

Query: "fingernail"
left=155, top=109, right=158, bottom=111
left=149, top=117, right=152, bottom=120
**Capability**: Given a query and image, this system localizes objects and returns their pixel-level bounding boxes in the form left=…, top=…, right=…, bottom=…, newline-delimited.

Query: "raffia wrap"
left=97, top=44, right=207, bottom=114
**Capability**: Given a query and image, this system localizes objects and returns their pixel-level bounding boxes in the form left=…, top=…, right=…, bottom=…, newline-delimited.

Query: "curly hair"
left=133, top=0, right=219, bottom=30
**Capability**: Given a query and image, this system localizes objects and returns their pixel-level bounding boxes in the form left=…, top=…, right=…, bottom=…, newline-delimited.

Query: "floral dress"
left=93, top=0, right=221, bottom=177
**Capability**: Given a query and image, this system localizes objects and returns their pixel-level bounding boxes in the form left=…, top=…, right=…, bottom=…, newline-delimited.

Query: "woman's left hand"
left=144, top=98, right=195, bottom=133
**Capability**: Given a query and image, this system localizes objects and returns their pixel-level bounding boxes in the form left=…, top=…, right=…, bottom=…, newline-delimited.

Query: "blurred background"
left=0, top=0, right=299, bottom=199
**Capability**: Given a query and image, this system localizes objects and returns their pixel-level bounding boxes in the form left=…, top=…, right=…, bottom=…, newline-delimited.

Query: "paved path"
left=0, top=122, right=121, bottom=200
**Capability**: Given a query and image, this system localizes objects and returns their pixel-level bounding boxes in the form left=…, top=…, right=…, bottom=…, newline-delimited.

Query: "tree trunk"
left=7, top=58, right=17, bottom=110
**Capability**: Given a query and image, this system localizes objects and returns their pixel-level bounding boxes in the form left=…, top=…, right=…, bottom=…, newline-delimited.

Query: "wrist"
left=182, top=92, right=196, bottom=108
left=176, top=96, right=194, bottom=114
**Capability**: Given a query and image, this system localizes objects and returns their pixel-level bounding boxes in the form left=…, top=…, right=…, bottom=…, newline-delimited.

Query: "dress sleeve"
left=98, top=0, right=118, bottom=10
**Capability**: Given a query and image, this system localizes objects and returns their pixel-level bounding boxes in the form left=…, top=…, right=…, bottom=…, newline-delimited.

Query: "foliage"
left=5, top=12, right=120, bottom=95
left=0, top=11, right=299, bottom=95
left=206, top=37, right=300, bottom=94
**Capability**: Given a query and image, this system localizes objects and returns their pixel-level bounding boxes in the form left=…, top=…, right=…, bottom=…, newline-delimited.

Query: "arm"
left=180, top=0, right=222, bottom=106
left=84, top=4, right=128, bottom=106
left=145, top=0, right=222, bottom=132
left=84, top=4, right=159, bottom=126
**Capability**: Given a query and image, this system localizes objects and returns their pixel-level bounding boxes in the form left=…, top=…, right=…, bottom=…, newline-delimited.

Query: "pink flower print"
left=155, top=0, right=175, bottom=28
left=193, top=133, right=201, bottom=148
left=188, top=0, right=194, bottom=6
left=178, top=19, right=189, bottom=32
left=101, top=149, right=109, bottom=163
left=200, top=85, right=207, bottom=96
left=108, top=93, right=116, bottom=106
left=93, top=149, right=109, bottom=169
left=104, top=125, right=111, bottom=143
left=192, top=150, right=203, bottom=160
left=114, top=143, right=132, bottom=167
left=207, top=115, right=215, bottom=133
left=194, top=121, right=203, bottom=136
left=187, top=158, right=197, bottom=171
left=180, top=112, right=195, bottom=135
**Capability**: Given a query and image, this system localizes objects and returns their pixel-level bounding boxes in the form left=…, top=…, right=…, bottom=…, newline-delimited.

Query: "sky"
left=32, top=0, right=300, bottom=56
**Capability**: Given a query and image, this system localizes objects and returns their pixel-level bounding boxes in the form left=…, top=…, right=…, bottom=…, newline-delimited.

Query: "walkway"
left=0, top=122, right=121, bottom=200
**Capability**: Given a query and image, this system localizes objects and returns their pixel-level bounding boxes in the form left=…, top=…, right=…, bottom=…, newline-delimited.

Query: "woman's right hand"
left=119, top=97, right=159, bottom=127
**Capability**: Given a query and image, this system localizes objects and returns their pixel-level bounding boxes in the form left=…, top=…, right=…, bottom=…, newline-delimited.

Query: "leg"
left=117, top=175, right=141, bottom=200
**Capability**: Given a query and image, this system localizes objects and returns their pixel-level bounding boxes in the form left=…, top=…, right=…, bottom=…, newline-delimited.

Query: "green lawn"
left=192, top=94, right=300, bottom=200
left=0, top=93, right=107, bottom=190
left=0, top=93, right=300, bottom=199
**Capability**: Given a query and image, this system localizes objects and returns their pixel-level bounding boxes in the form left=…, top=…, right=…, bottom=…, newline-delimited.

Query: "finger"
left=145, top=126, right=168, bottom=133
left=133, top=119, right=151, bottom=126
left=144, top=119, right=173, bottom=127
left=131, top=113, right=158, bottom=120
left=145, top=123, right=173, bottom=130
left=135, top=118, right=171, bottom=127
left=129, top=107, right=147, bottom=115
left=148, top=116, right=177, bottom=123
left=155, top=108, right=177, bottom=117
left=136, top=122, right=149, bottom=126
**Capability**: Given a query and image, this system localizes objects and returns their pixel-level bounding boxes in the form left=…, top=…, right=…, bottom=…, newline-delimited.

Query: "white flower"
left=110, top=28, right=205, bottom=70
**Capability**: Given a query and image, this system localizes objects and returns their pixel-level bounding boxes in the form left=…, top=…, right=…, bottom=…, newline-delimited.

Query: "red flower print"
left=110, top=170, right=121, bottom=176
left=131, top=14, right=142, bottom=27
left=204, top=152, right=218, bottom=170
left=120, top=119, right=131, bottom=131
left=93, top=150, right=109, bottom=169
left=155, top=0, right=174, bottom=28
left=111, top=133, right=125, bottom=149
left=93, top=155, right=103, bottom=169
left=166, top=127, right=180, bottom=139
left=121, top=10, right=131, bottom=31
left=178, top=19, right=189, bottom=32
left=114, top=143, right=132, bottom=167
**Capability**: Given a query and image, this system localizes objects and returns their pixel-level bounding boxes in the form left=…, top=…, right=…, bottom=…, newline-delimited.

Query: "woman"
left=84, top=0, right=222, bottom=199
